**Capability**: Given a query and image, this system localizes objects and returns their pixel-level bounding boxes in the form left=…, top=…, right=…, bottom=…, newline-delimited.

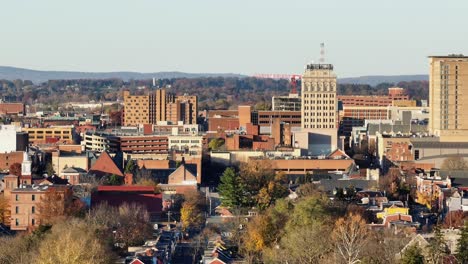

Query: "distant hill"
left=338, top=75, right=428, bottom=86
left=0, top=66, right=246, bottom=84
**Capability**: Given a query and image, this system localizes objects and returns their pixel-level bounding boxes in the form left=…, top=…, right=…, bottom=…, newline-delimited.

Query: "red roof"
left=88, top=152, right=123, bottom=177
left=92, top=188, right=163, bottom=213
left=97, top=186, right=155, bottom=192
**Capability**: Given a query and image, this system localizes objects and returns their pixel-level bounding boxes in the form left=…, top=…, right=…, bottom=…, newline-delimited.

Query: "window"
left=15, top=219, right=19, bottom=226
left=32, top=194, right=35, bottom=201
left=15, top=194, right=19, bottom=201
left=32, top=206, right=35, bottom=214
left=15, top=206, right=19, bottom=214
left=32, top=219, right=35, bottom=226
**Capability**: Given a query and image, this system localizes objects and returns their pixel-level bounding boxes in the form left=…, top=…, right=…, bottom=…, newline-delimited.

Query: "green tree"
left=426, top=225, right=448, bottom=264
left=208, top=138, right=225, bottom=151
left=218, top=167, right=248, bottom=208
left=124, top=159, right=135, bottom=173
left=456, top=222, right=468, bottom=263
left=45, top=162, right=55, bottom=176
left=106, top=174, right=123, bottom=186
left=401, top=244, right=425, bottom=264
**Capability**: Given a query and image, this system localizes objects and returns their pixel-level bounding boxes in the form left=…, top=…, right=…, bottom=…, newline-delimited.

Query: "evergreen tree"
left=456, top=222, right=468, bottom=263
left=218, top=167, right=248, bottom=208
left=124, top=159, right=135, bottom=173
left=401, top=244, right=425, bottom=264
left=427, top=225, right=448, bottom=264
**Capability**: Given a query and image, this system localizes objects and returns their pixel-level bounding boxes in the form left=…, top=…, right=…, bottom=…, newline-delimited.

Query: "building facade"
left=24, top=127, right=74, bottom=145
left=123, top=89, right=197, bottom=126
left=299, top=63, right=338, bottom=155
left=429, top=55, right=468, bottom=142
left=272, top=93, right=301, bottom=111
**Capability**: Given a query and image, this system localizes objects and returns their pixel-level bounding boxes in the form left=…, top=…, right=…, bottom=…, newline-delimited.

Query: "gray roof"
left=61, top=167, right=87, bottom=174
left=411, top=139, right=468, bottom=149
left=368, top=123, right=427, bottom=136
left=318, top=179, right=377, bottom=193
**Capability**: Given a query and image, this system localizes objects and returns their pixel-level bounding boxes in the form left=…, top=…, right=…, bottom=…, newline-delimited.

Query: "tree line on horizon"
left=0, top=77, right=428, bottom=111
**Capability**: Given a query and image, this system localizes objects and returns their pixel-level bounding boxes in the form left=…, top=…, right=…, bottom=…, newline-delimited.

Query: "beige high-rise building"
left=429, top=55, right=468, bottom=142
left=297, top=63, right=338, bottom=155
left=123, top=91, right=150, bottom=126
left=123, top=89, right=197, bottom=126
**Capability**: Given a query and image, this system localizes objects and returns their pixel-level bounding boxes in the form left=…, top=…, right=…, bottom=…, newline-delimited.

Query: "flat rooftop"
left=428, top=54, right=468, bottom=58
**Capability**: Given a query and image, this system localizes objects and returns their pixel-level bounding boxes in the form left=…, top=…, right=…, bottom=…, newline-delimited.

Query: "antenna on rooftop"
left=320, top=43, right=325, bottom=63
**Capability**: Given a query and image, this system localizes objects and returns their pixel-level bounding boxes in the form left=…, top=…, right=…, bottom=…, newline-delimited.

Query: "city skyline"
left=1, top=0, right=467, bottom=77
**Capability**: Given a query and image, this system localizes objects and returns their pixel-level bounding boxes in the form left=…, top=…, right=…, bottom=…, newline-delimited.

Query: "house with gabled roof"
left=88, top=151, right=123, bottom=178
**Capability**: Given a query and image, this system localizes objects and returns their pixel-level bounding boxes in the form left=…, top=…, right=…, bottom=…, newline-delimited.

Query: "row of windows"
left=15, top=206, right=35, bottom=214
left=304, top=118, right=335, bottom=123
left=303, top=93, right=335, bottom=98
left=170, top=140, right=201, bottom=144
left=15, top=218, right=36, bottom=226
left=304, top=100, right=335, bottom=105
left=15, top=194, right=36, bottom=201
left=303, top=124, right=335, bottom=129
left=303, top=106, right=335, bottom=111
left=304, top=112, right=335, bottom=117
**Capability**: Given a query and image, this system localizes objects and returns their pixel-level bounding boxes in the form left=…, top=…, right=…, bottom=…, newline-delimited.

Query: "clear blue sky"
left=1, top=0, right=466, bottom=77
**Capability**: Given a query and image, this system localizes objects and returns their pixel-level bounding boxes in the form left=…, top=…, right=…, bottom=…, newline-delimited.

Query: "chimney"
left=125, top=173, right=133, bottom=185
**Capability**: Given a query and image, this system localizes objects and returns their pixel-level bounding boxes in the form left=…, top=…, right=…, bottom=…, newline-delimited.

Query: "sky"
left=0, top=0, right=467, bottom=77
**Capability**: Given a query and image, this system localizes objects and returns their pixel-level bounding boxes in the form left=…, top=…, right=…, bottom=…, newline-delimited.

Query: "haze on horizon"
left=1, top=0, right=466, bottom=78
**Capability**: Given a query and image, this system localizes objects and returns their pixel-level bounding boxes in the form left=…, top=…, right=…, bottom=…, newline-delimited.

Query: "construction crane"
left=252, top=74, right=301, bottom=94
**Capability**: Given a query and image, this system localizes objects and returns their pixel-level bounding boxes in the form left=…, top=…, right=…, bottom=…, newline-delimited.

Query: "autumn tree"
left=442, top=210, right=466, bottom=228
left=239, top=160, right=288, bottom=209
left=208, top=138, right=225, bottom=151
left=113, top=203, right=152, bottom=247
left=0, top=195, right=10, bottom=225
left=37, top=187, right=85, bottom=225
left=0, top=235, right=36, bottom=264
left=333, top=213, right=369, bottom=264
left=9, top=162, right=21, bottom=177
left=456, top=222, right=468, bottom=263
left=441, top=155, right=468, bottom=171
left=180, top=190, right=206, bottom=231
left=36, top=219, right=115, bottom=264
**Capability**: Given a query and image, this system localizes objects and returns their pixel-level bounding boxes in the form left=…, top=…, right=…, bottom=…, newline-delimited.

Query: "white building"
left=0, top=125, right=20, bottom=152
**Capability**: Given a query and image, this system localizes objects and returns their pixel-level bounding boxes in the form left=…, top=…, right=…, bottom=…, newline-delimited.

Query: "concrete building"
left=299, top=63, right=338, bottom=155
left=272, top=93, right=301, bottom=111
left=120, top=135, right=169, bottom=154
left=52, top=151, right=90, bottom=176
left=24, top=127, right=74, bottom=145
left=82, top=131, right=120, bottom=152
left=122, top=91, right=150, bottom=126
left=429, top=55, right=468, bottom=142
left=168, top=135, right=203, bottom=155
left=0, top=125, right=28, bottom=152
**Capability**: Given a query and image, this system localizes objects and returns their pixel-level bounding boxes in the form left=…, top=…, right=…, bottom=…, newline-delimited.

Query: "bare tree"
left=441, top=156, right=468, bottom=171
left=332, top=213, right=369, bottom=264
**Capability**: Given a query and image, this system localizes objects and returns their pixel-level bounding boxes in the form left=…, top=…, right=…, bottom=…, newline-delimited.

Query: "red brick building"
left=0, top=103, right=25, bottom=115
